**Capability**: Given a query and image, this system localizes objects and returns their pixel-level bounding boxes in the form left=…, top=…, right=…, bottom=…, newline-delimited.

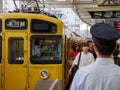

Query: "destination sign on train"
left=5, top=19, right=27, bottom=29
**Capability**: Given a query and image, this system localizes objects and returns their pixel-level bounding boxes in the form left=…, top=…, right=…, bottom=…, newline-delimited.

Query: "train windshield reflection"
left=30, top=36, right=62, bottom=64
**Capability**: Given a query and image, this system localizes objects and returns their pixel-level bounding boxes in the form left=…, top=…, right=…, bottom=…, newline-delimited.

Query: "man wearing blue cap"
left=70, top=23, right=120, bottom=90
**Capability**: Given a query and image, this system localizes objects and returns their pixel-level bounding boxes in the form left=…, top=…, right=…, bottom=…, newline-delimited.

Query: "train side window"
left=8, top=38, right=24, bottom=64
left=31, top=19, right=57, bottom=33
left=30, top=36, right=62, bottom=64
left=0, top=19, right=2, bottom=32
left=0, top=36, right=1, bottom=63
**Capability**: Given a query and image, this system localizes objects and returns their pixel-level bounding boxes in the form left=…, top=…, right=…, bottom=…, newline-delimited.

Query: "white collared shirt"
left=70, top=58, right=120, bottom=90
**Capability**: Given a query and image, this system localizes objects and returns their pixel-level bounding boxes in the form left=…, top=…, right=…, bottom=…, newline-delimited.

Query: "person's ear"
left=93, top=44, right=98, bottom=52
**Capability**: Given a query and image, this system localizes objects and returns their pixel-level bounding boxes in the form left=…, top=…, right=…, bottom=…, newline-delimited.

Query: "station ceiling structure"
left=2, top=0, right=120, bottom=39
left=43, top=0, right=120, bottom=25
left=3, top=0, right=120, bottom=25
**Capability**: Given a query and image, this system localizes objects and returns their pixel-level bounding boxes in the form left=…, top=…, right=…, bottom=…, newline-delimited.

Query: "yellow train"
left=0, top=13, right=71, bottom=90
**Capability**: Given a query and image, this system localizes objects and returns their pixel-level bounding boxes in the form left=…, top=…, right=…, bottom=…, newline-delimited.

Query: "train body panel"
left=0, top=13, right=64, bottom=90
left=29, top=64, right=63, bottom=90
left=0, top=63, right=1, bottom=90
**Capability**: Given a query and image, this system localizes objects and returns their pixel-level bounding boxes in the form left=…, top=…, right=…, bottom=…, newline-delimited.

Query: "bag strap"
left=77, top=52, right=81, bottom=65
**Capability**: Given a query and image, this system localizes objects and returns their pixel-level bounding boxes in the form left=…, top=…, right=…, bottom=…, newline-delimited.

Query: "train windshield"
left=30, top=36, right=62, bottom=64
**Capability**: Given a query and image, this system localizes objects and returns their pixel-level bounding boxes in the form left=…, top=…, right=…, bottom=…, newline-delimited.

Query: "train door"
left=4, top=32, right=28, bottom=90
left=0, top=36, right=2, bottom=90
left=0, top=19, right=2, bottom=90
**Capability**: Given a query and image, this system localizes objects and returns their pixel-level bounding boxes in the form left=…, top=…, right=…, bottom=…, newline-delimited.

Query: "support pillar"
left=0, top=0, right=3, bottom=13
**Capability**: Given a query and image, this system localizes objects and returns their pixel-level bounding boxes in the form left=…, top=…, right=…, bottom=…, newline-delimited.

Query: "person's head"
left=72, top=42, right=80, bottom=52
left=87, top=40, right=93, bottom=48
left=117, top=45, right=120, bottom=52
left=81, top=42, right=89, bottom=53
left=90, top=23, right=120, bottom=57
left=115, top=43, right=119, bottom=49
left=113, top=50, right=119, bottom=57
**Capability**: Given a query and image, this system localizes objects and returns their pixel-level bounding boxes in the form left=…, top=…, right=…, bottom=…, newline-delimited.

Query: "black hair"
left=87, top=40, right=93, bottom=44
left=81, top=42, right=89, bottom=47
left=72, top=42, right=80, bottom=52
left=113, top=49, right=119, bottom=57
left=94, top=38, right=116, bottom=55
left=116, top=44, right=119, bottom=49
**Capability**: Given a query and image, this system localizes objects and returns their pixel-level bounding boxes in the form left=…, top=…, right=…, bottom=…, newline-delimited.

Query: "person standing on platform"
left=87, top=40, right=96, bottom=59
left=69, top=42, right=80, bottom=60
left=69, top=42, right=94, bottom=75
left=70, top=23, right=120, bottom=90
left=66, top=42, right=80, bottom=90
left=69, top=42, right=80, bottom=65
left=113, top=44, right=120, bottom=66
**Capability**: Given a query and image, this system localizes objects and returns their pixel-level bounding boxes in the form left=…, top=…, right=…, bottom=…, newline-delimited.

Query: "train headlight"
left=40, top=70, right=49, bottom=79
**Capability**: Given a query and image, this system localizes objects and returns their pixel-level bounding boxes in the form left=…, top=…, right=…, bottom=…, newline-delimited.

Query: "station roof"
left=41, top=0, right=120, bottom=26
left=4, top=0, right=120, bottom=25
left=2, top=0, right=120, bottom=39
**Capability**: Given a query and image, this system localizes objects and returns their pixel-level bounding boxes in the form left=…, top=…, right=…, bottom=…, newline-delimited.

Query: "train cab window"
left=0, top=37, right=1, bottom=63
left=31, top=19, right=57, bottom=33
left=30, top=36, right=62, bottom=64
left=8, top=38, right=24, bottom=64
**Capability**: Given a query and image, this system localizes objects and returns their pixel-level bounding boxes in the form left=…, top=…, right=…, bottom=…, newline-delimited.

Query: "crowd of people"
left=66, top=23, right=120, bottom=90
